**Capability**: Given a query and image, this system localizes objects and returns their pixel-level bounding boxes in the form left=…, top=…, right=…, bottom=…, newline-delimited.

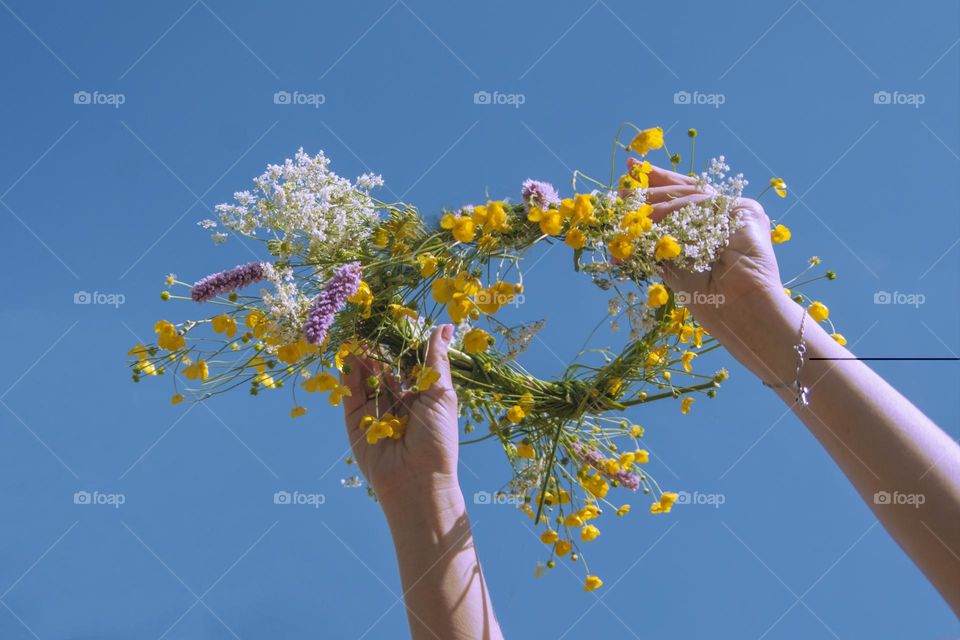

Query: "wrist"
left=379, top=474, right=465, bottom=525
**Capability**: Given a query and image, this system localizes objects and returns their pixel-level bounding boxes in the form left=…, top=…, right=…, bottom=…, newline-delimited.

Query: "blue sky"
left=1, top=1, right=958, bottom=638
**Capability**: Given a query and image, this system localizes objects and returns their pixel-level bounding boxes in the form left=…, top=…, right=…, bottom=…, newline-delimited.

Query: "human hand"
left=645, top=165, right=796, bottom=377
left=341, top=324, right=461, bottom=507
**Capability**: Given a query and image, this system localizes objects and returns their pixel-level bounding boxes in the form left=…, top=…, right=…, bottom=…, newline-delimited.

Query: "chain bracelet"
left=762, top=307, right=810, bottom=407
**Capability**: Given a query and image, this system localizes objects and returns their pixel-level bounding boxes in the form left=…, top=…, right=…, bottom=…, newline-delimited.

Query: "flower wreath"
left=128, top=124, right=840, bottom=591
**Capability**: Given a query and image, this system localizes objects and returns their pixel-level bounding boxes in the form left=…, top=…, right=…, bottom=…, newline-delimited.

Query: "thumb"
left=424, top=324, right=455, bottom=392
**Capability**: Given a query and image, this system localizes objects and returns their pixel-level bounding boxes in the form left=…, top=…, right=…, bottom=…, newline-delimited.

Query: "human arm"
left=648, top=166, right=960, bottom=613
left=341, top=325, right=504, bottom=640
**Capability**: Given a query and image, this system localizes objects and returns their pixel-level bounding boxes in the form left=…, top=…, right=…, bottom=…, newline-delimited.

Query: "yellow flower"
left=277, top=339, right=317, bottom=364
left=516, top=442, right=535, bottom=458
left=770, top=177, right=787, bottom=198
left=506, top=405, right=526, bottom=423
left=290, top=406, right=307, bottom=418
left=155, top=320, right=185, bottom=351
left=554, top=539, right=572, bottom=557
left=607, top=233, right=634, bottom=261
left=584, top=474, right=609, bottom=498
left=302, top=371, right=339, bottom=393
left=654, top=235, right=682, bottom=261
left=628, top=127, right=664, bottom=156
left=348, top=281, right=374, bottom=318
left=579, top=504, right=600, bottom=520
left=128, top=344, right=149, bottom=362
left=245, top=310, right=268, bottom=338
left=565, top=227, right=587, bottom=249
left=362, top=412, right=409, bottom=444
left=170, top=393, right=185, bottom=405
left=629, top=424, right=644, bottom=438
left=620, top=205, right=653, bottom=237
left=580, top=524, right=600, bottom=542
left=634, top=449, right=650, bottom=464
left=629, top=159, right=653, bottom=184
left=183, top=360, right=209, bottom=381
left=618, top=452, right=635, bottom=467
left=448, top=293, right=474, bottom=323
left=647, top=283, right=669, bottom=308
left=584, top=575, right=603, bottom=592
left=831, top=332, right=847, bottom=346
left=440, top=213, right=476, bottom=243
left=570, top=194, right=596, bottom=225
left=650, top=491, right=679, bottom=514
left=680, top=351, right=697, bottom=373
left=478, top=201, right=510, bottom=232
left=616, top=504, right=631, bottom=517
left=564, top=513, right=583, bottom=527
left=771, top=224, right=792, bottom=244
left=329, top=384, right=352, bottom=406
left=463, top=328, right=492, bottom=353
left=618, top=174, right=640, bottom=192
left=414, top=365, right=441, bottom=392
left=388, top=304, right=419, bottom=321
left=680, top=396, right=694, bottom=414
left=476, top=282, right=520, bottom=314
left=136, top=360, right=158, bottom=376
left=540, top=530, right=559, bottom=544
left=808, top=301, right=829, bottom=322
left=255, top=372, right=276, bottom=389
left=335, top=341, right=358, bottom=371
left=527, top=206, right=563, bottom=235
left=416, top=254, right=438, bottom=277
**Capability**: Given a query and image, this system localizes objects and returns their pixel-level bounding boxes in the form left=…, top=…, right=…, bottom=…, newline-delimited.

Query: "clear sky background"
left=1, top=1, right=958, bottom=638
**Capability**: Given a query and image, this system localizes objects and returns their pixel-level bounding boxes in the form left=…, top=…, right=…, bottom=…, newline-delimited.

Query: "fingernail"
left=441, top=324, right=454, bottom=342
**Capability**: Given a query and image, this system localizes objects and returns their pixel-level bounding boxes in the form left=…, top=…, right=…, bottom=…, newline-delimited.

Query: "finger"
left=646, top=164, right=697, bottom=188
left=424, top=324, right=455, bottom=392
left=340, top=354, right=379, bottom=418
left=643, top=185, right=706, bottom=205
left=649, top=193, right=712, bottom=224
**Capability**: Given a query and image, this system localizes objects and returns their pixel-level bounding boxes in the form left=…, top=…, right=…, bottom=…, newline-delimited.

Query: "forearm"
left=725, top=291, right=960, bottom=612
left=381, top=483, right=504, bottom=640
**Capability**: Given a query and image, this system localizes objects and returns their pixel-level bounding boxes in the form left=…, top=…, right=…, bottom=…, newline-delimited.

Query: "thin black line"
left=809, top=357, right=960, bottom=361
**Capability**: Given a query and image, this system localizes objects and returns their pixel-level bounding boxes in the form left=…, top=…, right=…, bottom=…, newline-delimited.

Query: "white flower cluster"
left=214, top=148, right=383, bottom=256
left=626, top=156, right=746, bottom=275
left=259, top=263, right=311, bottom=346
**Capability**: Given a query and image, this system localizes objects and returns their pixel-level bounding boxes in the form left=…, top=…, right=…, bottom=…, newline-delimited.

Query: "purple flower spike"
left=304, top=262, right=363, bottom=345
left=521, top=179, right=560, bottom=209
left=191, top=262, right=267, bottom=302
left=569, top=442, right=640, bottom=491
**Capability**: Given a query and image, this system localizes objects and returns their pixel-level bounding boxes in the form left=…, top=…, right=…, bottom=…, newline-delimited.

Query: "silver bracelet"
left=762, top=308, right=810, bottom=406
